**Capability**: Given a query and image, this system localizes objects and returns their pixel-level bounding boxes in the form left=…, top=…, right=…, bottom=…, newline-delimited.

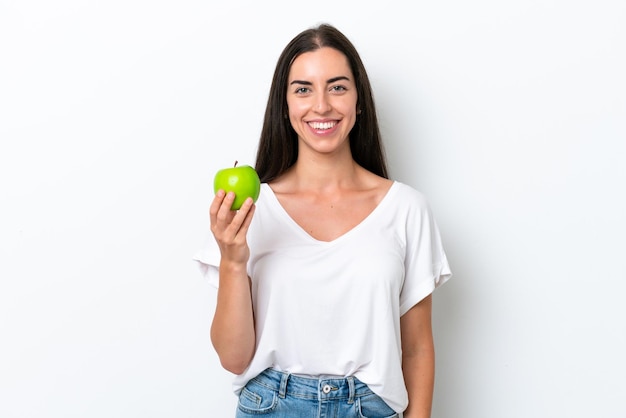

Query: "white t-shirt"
left=193, top=181, right=452, bottom=413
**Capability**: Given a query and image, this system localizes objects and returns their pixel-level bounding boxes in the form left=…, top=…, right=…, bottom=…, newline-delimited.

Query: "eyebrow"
left=290, top=76, right=351, bottom=85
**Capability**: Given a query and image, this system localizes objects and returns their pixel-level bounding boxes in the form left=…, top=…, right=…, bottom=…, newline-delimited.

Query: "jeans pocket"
left=356, top=393, right=398, bottom=418
left=237, top=381, right=278, bottom=415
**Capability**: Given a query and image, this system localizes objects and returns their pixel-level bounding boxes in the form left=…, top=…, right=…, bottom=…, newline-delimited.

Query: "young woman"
left=195, top=23, right=452, bottom=418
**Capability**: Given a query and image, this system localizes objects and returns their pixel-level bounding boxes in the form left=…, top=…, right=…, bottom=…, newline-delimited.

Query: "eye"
left=330, top=85, right=347, bottom=93
left=294, top=86, right=310, bottom=94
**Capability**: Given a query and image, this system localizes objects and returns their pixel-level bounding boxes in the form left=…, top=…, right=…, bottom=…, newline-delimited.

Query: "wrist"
left=219, top=260, right=248, bottom=277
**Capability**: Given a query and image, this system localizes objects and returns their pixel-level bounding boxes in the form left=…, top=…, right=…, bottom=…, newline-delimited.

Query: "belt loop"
left=347, top=376, right=355, bottom=404
left=279, top=371, right=290, bottom=399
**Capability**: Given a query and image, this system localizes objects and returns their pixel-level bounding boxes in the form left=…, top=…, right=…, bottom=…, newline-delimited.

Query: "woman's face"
left=286, top=47, right=358, bottom=157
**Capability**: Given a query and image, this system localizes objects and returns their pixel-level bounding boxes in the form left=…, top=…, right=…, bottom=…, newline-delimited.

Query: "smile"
left=308, top=121, right=337, bottom=130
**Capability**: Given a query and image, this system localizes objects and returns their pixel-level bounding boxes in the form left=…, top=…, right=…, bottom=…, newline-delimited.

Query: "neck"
left=288, top=148, right=362, bottom=192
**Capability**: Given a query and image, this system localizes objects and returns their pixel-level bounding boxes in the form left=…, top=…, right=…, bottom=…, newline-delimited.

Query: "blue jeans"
left=235, top=368, right=399, bottom=418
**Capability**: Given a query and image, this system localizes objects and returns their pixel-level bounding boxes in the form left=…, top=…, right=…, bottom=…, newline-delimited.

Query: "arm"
left=209, top=190, right=256, bottom=374
left=400, top=294, right=435, bottom=418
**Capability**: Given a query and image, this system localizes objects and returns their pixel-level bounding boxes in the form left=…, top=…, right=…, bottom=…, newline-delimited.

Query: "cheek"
left=331, top=95, right=358, bottom=116
left=286, top=106, right=306, bottom=132
left=287, top=100, right=308, bottom=117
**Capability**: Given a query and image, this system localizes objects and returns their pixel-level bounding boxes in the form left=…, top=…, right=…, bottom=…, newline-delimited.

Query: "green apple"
left=213, top=161, right=261, bottom=210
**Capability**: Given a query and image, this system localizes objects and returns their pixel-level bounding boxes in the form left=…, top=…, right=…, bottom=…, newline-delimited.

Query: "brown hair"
left=254, top=23, right=388, bottom=183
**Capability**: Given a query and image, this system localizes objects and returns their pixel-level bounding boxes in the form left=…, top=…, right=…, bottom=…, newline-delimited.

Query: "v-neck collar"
left=260, top=182, right=399, bottom=245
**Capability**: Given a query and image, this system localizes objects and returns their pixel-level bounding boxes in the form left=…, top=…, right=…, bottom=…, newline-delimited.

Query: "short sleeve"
left=192, top=233, right=220, bottom=288
left=399, top=192, right=452, bottom=316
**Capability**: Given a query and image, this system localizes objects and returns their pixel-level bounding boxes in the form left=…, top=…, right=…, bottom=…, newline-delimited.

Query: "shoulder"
left=389, top=182, right=431, bottom=209
left=255, top=183, right=276, bottom=209
left=356, top=166, right=393, bottom=200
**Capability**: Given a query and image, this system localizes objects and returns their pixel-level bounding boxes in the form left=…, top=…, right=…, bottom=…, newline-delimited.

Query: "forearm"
left=402, top=336, right=435, bottom=418
left=210, top=261, right=256, bottom=374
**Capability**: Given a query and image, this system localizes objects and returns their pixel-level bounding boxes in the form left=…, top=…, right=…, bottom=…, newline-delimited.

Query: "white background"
left=1, top=0, right=624, bottom=417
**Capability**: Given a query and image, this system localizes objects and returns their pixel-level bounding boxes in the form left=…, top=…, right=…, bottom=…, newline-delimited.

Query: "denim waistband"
left=249, top=368, right=374, bottom=402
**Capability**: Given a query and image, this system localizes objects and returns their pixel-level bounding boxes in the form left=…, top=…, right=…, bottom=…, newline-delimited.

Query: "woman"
left=195, top=23, right=452, bottom=418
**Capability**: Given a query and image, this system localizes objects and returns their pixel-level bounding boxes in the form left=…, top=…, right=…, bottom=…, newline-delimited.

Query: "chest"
left=249, top=219, right=406, bottom=309
left=276, top=193, right=381, bottom=242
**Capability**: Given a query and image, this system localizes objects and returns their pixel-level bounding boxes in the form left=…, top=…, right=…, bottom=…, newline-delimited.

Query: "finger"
left=211, top=191, right=237, bottom=241
left=215, top=191, right=237, bottom=224
left=225, top=197, right=255, bottom=238
left=235, top=199, right=256, bottom=239
left=209, top=189, right=226, bottom=225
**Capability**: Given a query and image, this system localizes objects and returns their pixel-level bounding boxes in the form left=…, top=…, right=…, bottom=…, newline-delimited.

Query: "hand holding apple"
left=213, top=161, right=261, bottom=210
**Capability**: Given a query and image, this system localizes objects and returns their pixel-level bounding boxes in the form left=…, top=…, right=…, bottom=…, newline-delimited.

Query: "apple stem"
left=234, top=160, right=238, bottom=168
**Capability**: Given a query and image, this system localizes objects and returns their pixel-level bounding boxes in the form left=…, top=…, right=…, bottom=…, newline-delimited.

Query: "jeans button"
left=322, top=384, right=331, bottom=394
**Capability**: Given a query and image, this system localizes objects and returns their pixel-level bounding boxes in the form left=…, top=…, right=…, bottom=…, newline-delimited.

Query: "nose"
left=314, top=92, right=332, bottom=113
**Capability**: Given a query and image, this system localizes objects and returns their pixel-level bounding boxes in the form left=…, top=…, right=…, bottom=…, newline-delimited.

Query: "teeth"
left=309, top=121, right=336, bottom=130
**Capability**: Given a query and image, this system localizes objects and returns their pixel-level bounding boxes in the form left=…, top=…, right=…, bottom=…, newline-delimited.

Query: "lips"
left=308, top=121, right=337, bottom=130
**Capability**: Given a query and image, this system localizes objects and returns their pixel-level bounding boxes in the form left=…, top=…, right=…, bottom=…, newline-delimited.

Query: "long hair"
left=254, top=23, right=388, bottom=183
